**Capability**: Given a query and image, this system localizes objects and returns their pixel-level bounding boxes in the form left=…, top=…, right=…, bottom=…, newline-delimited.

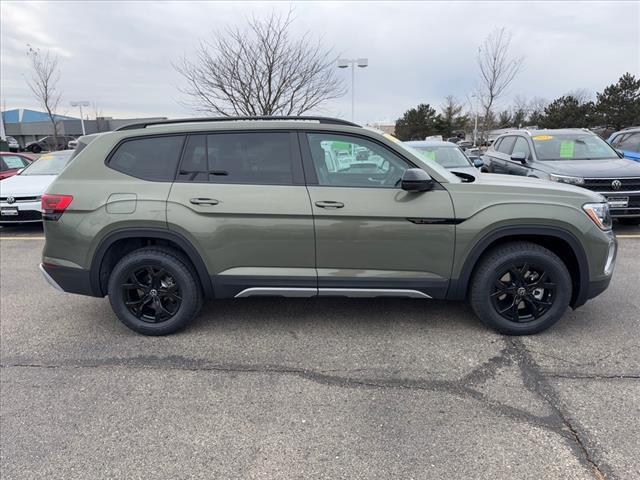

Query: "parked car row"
left=0, top=152, right=36, bottom=180
left=2, top=135, right=78, bottom=154
left=481, top=128, right=640, bottom=225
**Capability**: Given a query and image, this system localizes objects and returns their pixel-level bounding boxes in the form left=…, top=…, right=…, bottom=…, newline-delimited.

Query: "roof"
left=1, top=109, right=78, bottom=123
left=495, top=128, right=598, bottom=138
left=403, top=140, right=458, bottom=147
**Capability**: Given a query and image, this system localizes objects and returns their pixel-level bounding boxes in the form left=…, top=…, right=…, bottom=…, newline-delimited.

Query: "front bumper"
left=0, top=200, right=42, bottom=223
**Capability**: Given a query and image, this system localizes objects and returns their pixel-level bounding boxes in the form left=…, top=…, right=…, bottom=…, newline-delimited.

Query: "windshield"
left=20, top=151, right=73, bottom=175
left=408, top=145, right=472, bottom=168
left=532, top=133, right=618, bottom=161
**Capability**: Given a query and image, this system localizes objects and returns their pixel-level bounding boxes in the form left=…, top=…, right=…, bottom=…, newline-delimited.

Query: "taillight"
left=41, top=194, right=73, bottom=220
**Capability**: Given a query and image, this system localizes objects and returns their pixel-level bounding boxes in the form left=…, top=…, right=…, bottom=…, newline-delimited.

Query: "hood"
left=537, top=158, right=640, bottom=177
left=0, top=174, right=58, bottom=197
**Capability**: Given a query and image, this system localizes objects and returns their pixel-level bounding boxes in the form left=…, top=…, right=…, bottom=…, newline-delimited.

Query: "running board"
left=234, top=287, right=431, bottom=299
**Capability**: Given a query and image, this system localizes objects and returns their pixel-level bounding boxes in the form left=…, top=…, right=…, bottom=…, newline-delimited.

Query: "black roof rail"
left=115, top=116, right=360, bottom=131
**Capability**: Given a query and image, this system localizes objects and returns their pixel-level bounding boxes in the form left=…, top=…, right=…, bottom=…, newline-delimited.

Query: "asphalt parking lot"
left=1, top=224, right=639, bottom=480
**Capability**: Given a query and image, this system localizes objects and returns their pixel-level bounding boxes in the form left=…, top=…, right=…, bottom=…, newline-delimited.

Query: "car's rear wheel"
left=617, top=217, right=640, bottom=226
left=108, top=247, right=202, bottom=335
left=469, top=241, right=572, bottom=335
left=31, top=145, right=42, bottom=153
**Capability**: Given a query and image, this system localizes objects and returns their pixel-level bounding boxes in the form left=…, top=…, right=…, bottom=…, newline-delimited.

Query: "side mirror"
left=511, top=152, right=527, bottom=164
left=401, top=168, right=434, bottom=192
left=473, top=158, right=484, bottom=168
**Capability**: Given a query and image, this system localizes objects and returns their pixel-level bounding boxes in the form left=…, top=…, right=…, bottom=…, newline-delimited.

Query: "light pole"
left=337, top=58, right=368, bottom=121
left=70, top=101, right=90, bottom=135
left=471, top=94, right=479, bottom=146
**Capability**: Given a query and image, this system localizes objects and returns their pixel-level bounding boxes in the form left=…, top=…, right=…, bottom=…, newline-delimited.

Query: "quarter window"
left=306, top=133, right=411, bottom=188
left=108, top=135, right=185, bottom=181
left=178, top=132, right=293, bottom=185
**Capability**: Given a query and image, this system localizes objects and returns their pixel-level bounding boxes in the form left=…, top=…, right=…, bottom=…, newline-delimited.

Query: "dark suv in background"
left=483, top=129, right=640, bottom=225
left=24, top=135, right=76, bottom=153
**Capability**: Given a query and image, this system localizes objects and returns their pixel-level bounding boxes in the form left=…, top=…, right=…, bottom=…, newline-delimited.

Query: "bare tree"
left=26, top=45, right=62, bottom=147
left=174, top=11, right=345, bottom=116
left=476, top=28, right=524, bottom=135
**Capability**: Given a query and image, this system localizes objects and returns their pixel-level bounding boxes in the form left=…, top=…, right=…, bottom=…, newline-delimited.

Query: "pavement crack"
left=508, top=338, right=613, bottom=480
left=542, top=372, right=640, bottom=380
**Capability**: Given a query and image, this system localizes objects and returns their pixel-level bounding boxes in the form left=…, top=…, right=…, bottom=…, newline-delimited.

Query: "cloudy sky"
left=1, top=1, right=638, bottom=124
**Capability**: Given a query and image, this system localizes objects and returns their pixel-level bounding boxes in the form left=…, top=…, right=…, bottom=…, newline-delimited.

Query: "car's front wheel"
left=30, top=144, right=42, bottom=153
left=108, top=247, right=202, bottom=335
left=469, top=241, right=572, bottom=335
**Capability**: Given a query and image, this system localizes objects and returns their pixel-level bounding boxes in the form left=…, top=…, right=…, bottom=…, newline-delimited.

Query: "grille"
left=582, top=178, right=640, bottom=193
left=0, top=210, right=42, bottom=221
left=0, top=196, right=40, bottom=203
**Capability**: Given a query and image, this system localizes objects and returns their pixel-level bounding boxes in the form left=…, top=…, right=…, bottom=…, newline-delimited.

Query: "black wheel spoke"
left=122, top=264, right=182, bottom=324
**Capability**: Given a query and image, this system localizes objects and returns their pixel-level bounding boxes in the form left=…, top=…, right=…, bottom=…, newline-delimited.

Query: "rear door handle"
left=315, top=201, right=344, bottom=209
left=190, top=198, right=219, bottom=205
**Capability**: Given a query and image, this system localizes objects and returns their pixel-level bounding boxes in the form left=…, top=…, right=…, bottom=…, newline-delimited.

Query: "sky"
left=1, top=1, right=638, bottom=125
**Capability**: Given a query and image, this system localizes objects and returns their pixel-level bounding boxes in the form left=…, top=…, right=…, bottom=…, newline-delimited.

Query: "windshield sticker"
left=559, top=141, right=575, bottom=158
left=533, top=135, right=553, bottom=141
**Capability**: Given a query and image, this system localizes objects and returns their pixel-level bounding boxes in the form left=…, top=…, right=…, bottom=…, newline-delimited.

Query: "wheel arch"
left=448, top=225, right=590, bottom=308
left=90, top=228, right=214, bottom=299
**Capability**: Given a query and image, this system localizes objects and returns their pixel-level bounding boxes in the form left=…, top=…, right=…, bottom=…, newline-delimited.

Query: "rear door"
left=301, top=131, right=456, bottom=299
left=166, top=130, right=316, bottom=298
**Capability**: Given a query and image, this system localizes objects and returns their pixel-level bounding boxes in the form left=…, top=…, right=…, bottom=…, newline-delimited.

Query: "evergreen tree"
left=395, top=104, right=440, bottom=140
left=595, top=73, right=640, bottom=130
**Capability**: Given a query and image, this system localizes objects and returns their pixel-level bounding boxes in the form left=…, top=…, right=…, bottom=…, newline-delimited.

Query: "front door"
left=167, top=130, right=316, bottom=298
left=301, top=132, right=456, bottom=299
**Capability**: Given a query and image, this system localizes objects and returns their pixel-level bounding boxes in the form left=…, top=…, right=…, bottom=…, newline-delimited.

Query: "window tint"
left=178, top=132, right=293, bottom=185
left=619, top=132, right=640, bottom=153
left=497, top=136, right=516, bottom=154
left=306, top=133, right=411, bottom=188
left=109, top=135, right=185, bottom=181
left=511, top=137, right=531, bottom=159
left=1, top=156, right=28, bottom=169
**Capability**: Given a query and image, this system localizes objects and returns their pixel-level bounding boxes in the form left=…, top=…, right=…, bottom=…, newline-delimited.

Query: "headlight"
left=549, top=174, right=585, bottom=185
left=583, top=202, right=612, bottom=230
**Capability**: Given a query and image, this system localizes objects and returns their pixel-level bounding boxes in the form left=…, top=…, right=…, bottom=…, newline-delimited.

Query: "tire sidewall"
left=471, top=248, right=572, bottom=335
left=108, top=250, right=200, bottom=335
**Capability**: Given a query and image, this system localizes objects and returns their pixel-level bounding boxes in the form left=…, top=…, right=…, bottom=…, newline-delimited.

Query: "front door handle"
left=315, top=201, right=344, bottom=209
left=190, top=198, right=219, bottom=206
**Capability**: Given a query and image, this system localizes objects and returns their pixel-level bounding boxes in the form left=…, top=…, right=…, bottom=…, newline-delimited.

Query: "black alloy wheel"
left=122, top=265, right=182, bottom=323
left=490, top=263, right=556, bottom=323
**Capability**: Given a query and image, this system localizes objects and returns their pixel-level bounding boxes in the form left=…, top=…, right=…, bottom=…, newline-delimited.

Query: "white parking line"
left=0, top=237, right=46, bottom=240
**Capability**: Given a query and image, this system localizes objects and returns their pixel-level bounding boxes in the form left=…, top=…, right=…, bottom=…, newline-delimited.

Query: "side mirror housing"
left=511, top=152, right=527, bottom=164
left=401, top=168, right=434, bottom=192
left=473, top=158, right=484, bottom=168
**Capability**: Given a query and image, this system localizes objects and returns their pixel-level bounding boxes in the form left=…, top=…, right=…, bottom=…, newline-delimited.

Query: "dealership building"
left=1, top=109, right=166, bottom=149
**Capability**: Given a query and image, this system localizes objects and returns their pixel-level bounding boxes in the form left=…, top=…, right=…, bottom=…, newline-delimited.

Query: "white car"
left=0, top=150, right=74, bottom=224
left=6, top=136, right=20, bottom=152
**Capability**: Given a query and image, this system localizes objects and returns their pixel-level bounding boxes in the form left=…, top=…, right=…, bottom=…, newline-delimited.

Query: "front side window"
left=511, top=137, right=531, bottom=159
left=109, top=135, right=185, bottom=181
left=306, top=133, right=411, bottom=188
left=178, top=132, right=293, bottom=185
left=532, top=133, right=618, bottom=161
left=618, top=132, right=640, bottom=153
left=497, top=136, right=516, bottom=154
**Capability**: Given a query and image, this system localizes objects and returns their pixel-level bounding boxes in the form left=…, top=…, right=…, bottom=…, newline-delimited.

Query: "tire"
left=108, top=247, right=202, bottom=335
left=469, top=241, right=572, bottom=335
left=617, top=217, right=640, bottom=226
left=31, top=145, right=42, bottom=154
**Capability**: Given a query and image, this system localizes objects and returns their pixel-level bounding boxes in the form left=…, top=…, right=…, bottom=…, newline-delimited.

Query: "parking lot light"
left=70, top=101, right=90, bottom=135
left=337, top=58, right=368, bottom=121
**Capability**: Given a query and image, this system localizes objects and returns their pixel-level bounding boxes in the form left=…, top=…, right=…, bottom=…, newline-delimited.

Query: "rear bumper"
left=39, top=263, right=98, bottom=297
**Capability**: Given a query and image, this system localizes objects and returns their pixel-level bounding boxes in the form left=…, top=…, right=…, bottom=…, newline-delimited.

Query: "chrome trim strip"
left=39, top=263, right=64, bottom=292
left=234, top=287, right=317, bottom=298
left=318, top=288, right=431, bottom=298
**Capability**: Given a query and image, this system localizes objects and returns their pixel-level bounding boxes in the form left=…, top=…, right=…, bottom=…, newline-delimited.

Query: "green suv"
left=40, top=117, right=617, bottom=335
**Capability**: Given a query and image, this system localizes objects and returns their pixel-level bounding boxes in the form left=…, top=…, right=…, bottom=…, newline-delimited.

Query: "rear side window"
left=618, top=132, right=640, bottom=153
left=108, top=135, right=185, bottom=181
left=178, top=132, right=293, bottom=185
left=497, top=136, right=516, bottom=154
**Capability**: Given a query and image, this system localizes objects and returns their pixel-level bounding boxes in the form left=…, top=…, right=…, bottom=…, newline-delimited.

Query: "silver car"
left=404, top=140, right=482, bottom=177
